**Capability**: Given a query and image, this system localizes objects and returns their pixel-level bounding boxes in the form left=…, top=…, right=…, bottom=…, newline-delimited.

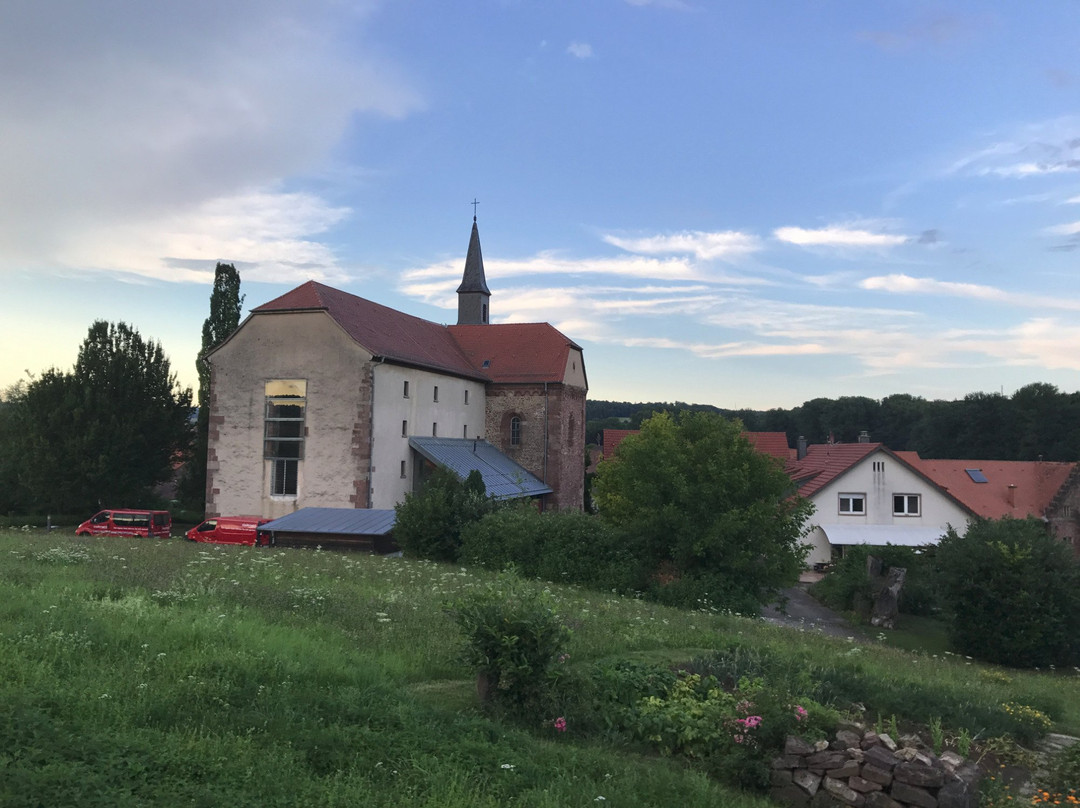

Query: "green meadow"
left=2, top=528, right=1078, bottom=807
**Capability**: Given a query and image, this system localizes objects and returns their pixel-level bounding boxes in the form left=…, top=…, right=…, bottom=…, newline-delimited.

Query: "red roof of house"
left=252, top=281, right=580, bottom=385
left=906, top=458, right=1075, bottom=520
left=601, top=428, right=792, bottom=464
left=602, top=429, right=640, bottom=461
left=448, top=323, right=582, bottom=384
left=743, top=432, right=794, bottom=462
left=786, top=443, right=885, bottom=498
left=787, top=442, right=1075, bottom=520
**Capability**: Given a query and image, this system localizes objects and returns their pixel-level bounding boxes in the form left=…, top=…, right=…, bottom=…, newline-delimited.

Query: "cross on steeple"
left=471, top=198, right=479, bottom=221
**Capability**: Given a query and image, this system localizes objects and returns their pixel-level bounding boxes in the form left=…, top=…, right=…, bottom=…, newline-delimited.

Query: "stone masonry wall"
left=771, top=725, right=981, bottom=808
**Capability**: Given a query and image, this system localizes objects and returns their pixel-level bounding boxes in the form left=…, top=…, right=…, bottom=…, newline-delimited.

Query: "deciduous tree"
left=8, top=321, right=192, bottom=514
left=592, top=411, right=812, bottom=612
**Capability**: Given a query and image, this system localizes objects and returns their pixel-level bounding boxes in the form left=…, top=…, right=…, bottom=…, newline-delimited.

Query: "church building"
left=204, top=218, right=588, bottom=519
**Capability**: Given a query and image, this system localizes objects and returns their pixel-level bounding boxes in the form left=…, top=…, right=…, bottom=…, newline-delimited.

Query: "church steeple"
left=456, top=214, right=491, bottom=325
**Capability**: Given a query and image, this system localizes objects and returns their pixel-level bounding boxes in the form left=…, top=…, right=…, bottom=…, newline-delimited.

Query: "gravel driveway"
left=760, top=584, right=869, bottom=640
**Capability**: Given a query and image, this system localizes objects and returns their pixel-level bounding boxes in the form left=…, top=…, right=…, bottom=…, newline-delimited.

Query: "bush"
left=811, top=545, right=942, bottom=618
left=936, top=517, right=1080, bottom=668
left=460, top=506, right=644, bottom=593
left=444, top=573, right=572, bottom=718
left=394, top=468, right=500, bottom=562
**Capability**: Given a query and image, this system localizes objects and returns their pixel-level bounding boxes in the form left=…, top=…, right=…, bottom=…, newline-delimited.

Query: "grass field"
left=2, top=527, right=1078, bottom=807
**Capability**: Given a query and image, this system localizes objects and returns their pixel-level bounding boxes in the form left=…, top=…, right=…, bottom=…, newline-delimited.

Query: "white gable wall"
left=804, top=449, right=970, bottom=566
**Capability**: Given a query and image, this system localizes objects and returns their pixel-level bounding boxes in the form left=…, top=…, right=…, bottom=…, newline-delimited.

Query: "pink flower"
left=553, top=717, right=567, bottom=732
left=795, top=705, right=808, bottom=721
left=733, top=734, right=744, bottom=744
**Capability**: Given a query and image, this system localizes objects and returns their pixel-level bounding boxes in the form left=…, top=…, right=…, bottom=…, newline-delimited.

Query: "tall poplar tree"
left=181, top=263, right=244, bottom=509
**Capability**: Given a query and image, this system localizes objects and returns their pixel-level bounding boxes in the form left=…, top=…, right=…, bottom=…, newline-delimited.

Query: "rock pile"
left=770, top=725, right=981, bottom=808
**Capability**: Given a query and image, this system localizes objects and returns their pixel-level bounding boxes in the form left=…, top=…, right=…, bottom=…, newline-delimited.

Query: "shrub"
left=444, top=574, right=572, bottom=718
left=460, top=506, right=644, bottom=593
left=811, top=544, right=942, bottom=618
left=936, top=517, right=1080, bottom=668
left=394, top=468, right=499, bottom=562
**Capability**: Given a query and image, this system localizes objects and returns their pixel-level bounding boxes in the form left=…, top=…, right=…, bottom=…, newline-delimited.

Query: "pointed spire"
left=457, top=214, right=491, bottom=324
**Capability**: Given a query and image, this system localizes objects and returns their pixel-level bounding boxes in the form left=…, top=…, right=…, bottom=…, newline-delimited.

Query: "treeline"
left=586, top=382, right=1080, bottom=461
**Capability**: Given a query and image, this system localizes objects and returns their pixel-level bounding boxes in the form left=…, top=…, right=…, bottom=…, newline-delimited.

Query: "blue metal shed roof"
left=260, top=508, right=396, bottom=536
left=408, top=437, right=553, bottom=500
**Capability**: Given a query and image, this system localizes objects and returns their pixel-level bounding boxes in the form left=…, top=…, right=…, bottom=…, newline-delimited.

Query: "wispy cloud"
left=603, top=229, right=762, bottom=260
left=774, top=224, right=908, bottom=248
left=860, top=273, right=1080, bottom=312
left=567, top=42, right=594, bottom=59
left=856, top=14, right=986, bottom=52
left=947, top=118, right=1080, bottom=180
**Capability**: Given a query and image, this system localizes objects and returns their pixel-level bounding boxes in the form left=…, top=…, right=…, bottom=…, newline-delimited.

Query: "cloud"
left=603, top=230, right=762, bottom=260
left=567, top=42, right=594, bottom=59
left=1046, top=221, right=1080, bottom=236
left=917, top=229, right=941, bottom=245
left=773, top=225, right=908, bottom=248
left=947, top=118, right=1080, bottom=180
left=860, top=273, right=1080, bottom=312
left=0, top=0, right=420, bottom=282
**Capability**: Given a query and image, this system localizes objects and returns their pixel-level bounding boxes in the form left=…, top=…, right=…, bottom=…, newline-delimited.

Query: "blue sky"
left=3, top=1, right=1080, bottom=409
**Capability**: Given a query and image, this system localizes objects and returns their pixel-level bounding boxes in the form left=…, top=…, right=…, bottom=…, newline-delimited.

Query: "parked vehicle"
left=76, top=509, right=172, bottom=538
left=185, top=516, right=268, bottom=546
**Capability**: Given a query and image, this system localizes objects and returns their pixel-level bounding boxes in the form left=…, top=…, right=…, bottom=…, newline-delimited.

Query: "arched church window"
left=510, top=416, right=522, bottom=446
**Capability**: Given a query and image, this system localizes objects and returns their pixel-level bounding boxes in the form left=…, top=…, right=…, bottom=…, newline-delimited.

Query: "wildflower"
left=795, top=705, right=808, bottom=721
left=553, top=716, right=567, bottom=732
left=500, top=763, right=515, bottom=770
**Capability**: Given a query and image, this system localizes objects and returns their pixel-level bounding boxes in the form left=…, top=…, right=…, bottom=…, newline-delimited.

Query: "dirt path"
left=760, top=585, right=870, bottom=640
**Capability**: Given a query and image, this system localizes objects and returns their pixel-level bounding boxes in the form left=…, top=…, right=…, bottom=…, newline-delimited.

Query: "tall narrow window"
left=463, top=425, right=468, bottom=438
left=403, top=380, right=410, bottom=398
left=510, top=416, right=522, bottom=446
left=432, top=422, right=438, bottom=437
left=400, top=460, right=407, bottom=478
left=464, top=389, right=470, bottom=405
left=265, top=379, right=306, bottom=497
left=402, top=420, right=408, bottom=437
left=433, top=385, right=439, bottom=402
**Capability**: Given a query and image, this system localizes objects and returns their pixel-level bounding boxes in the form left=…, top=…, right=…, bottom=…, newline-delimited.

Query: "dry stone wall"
left=771, top=725, right=981, bottom=808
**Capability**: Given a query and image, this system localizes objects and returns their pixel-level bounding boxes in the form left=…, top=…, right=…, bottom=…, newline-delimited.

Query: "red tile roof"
left=786, top=443, right=885, bottom=498
left=908, top=458, right=1075, bottom=520
left=743, top=432, right=793, bottom=462
left=787, top=442, right=1074, bottom=520
left=252, top=281, right=579, bottom=385
left=602, top=429, right=640, bottom=461
left=448, top=323, right=581, bottom=384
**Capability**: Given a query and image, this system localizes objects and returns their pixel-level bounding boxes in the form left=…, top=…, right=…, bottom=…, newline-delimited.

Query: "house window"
left=402, top=420, right=408, bottom=438
left=433, top=385, right=439, bottom=402
left=510, top=416, right=521, bottom=446
left=463, top=425, right=468, bottom=438
left=271, top=458, right=298, bottom=496
left=839, top=493, right=865, bottom=514
left=403, top=380, right=409, bottom=398
left=432, top=422, right=438, bottom=437
left=265, top=379, right=306, bottom=498
left=482, top=303, right=488, bottom=323
left=893, top=494, right=921, bottom=516
left=400, top=460, right=407, bottom=479
left=464, top=389, right=469, bottom=405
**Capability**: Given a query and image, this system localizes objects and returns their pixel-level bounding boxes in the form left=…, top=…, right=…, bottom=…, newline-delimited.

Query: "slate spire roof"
left=456, top=217, right=490, bottom=295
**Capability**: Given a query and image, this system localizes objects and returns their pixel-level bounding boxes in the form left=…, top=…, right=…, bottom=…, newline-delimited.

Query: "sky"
left=3, top=1, right=1080, bottom=410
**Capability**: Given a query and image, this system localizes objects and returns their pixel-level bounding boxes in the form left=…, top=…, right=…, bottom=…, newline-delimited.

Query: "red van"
left=186, top=516, right=268, bottom=546
left=76, top=509, right=172, bottom=538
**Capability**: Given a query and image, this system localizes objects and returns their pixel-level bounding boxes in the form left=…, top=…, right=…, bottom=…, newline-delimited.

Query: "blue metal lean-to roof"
left=408, top=437, right=552, bottom=500
left=260, top=508, right=396, bottom=536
